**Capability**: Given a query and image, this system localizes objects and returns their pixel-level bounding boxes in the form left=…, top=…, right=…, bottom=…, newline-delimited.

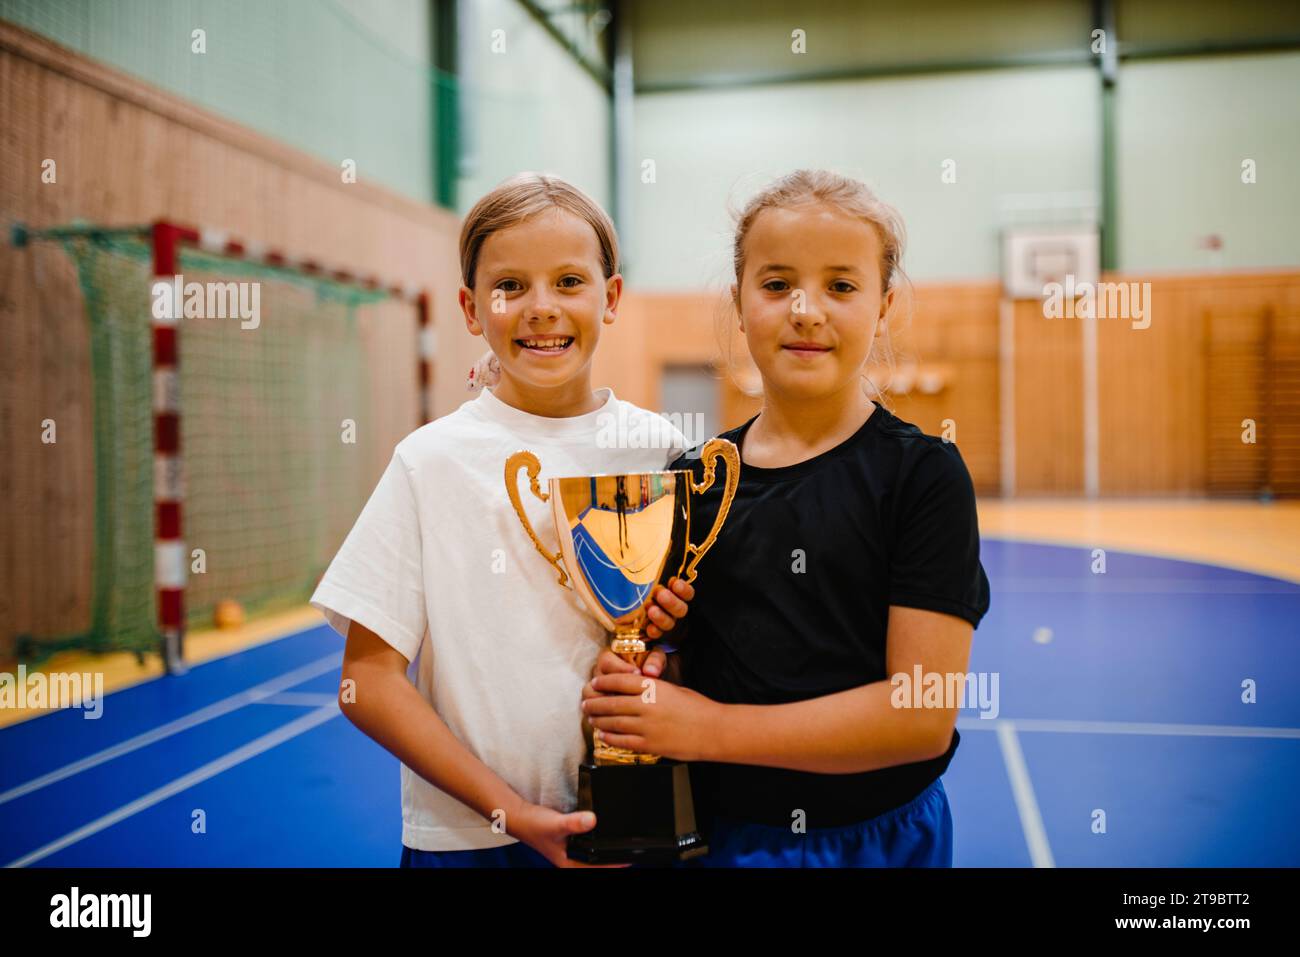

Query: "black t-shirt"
left=669, top=403, right=991, bottom=829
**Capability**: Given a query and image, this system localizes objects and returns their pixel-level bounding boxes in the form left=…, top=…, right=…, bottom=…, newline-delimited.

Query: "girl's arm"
left=710, top=607, right=973, bottom=773
left=586, top=606, right=973, bottom=775
left=340, top=620, right=601, bottom=866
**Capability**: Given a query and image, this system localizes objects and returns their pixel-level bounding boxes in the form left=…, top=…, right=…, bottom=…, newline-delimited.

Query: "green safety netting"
left=21, top=229, right=390, bottom=662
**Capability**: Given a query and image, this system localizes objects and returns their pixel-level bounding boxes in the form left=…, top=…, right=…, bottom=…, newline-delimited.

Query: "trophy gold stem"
left=593, top=627, right=661, bottom=767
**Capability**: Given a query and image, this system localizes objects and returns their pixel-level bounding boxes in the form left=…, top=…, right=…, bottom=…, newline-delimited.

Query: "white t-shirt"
left=310, top=386, right=688, bottom=851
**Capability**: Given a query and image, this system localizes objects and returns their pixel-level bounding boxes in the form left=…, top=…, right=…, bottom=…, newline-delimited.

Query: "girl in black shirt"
left=582, top=170, right=990, bottom=866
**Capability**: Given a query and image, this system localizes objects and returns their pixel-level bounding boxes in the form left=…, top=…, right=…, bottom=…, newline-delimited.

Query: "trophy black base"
left=567, top=759, right=708, bottom=864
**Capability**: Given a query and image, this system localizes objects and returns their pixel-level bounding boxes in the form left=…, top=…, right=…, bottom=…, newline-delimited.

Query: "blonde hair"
left=458, top=172, right=619, bottom=289
left=459, top=173, right=619, bottom=393
left=721, top=169, right=913, bottom=405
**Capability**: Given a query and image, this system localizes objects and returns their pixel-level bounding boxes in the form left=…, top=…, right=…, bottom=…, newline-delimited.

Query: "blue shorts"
left=683, top=776, right=953, bottom=868
left=399, top=841, right=551, bottom=868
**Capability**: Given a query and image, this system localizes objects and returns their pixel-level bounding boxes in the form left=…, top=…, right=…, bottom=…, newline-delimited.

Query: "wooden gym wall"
left=0, top=21, right=474, bottom=660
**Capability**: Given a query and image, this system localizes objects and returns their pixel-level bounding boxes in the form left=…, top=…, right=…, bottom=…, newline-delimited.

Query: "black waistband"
left=688, top=730, right=959, bottom=830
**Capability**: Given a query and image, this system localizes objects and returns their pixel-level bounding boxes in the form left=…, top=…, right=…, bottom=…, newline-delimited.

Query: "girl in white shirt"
left=311, top=173, right=693, bottom=867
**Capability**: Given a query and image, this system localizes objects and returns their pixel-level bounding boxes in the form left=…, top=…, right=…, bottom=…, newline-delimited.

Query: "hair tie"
left=467, top=350, right=502, bottom=393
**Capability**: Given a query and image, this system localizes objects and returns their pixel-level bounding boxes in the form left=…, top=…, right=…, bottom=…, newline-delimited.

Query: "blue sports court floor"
left=3, top=538, right=1298, bottom=867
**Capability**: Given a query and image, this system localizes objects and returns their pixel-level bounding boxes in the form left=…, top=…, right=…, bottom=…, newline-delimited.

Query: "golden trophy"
left=505, top=438, right=740, bottom=863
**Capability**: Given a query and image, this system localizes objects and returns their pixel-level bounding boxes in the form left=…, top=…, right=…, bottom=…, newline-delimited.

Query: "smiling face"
left=734, top=202, right=894, bottom=404
left=459, top=207, right=620, bottom=413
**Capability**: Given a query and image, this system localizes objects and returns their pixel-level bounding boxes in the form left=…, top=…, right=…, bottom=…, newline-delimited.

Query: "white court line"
left=0, top=653, right=341, bottom=806
left=991, top=578, right=1300, bottom=594
left=254, top=692, right=339, bottom=708
left=5, top=706, right=339, bottom=868
left=995, top=720, right=1055, bottom=868
left=957, top=716, right=1300, bottom=739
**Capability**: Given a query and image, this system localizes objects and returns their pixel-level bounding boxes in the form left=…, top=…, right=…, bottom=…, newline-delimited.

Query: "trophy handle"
left=681, top=438, right=740, bottom=583
left=504, top=450, right=569, bottom=588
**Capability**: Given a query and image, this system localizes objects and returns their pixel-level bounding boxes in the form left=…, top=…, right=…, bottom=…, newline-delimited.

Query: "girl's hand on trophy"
left=589, top=647, right=670, bottom=680
left=644, top=577, right=695, bottom=642
left=509, top=802, right=630, bottom=868
left=582, top=674, right=718, bottom=763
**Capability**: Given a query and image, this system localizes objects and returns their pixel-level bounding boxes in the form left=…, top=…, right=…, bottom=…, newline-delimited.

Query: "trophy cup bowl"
left=504, top=438, right=740, bottom=863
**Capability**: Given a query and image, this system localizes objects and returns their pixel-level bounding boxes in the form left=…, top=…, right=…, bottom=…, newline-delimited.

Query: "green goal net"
left=21, top=227, right=397, bottom=663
